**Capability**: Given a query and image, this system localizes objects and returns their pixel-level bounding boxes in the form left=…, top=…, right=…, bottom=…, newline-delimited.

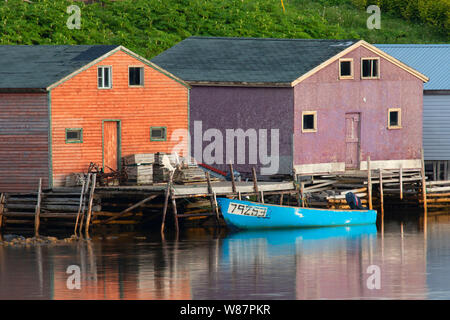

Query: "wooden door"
left=345, top=113, right=361, bottom=169
left=103, top=121, right=120, bottom=173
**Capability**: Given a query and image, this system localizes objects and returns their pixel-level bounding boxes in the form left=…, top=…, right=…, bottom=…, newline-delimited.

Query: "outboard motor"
left=345, top=192, right=366, bottom=210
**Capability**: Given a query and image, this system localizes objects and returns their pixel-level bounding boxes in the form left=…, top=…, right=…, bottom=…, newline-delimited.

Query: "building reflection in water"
left=0, top=214, right=443, bottom=300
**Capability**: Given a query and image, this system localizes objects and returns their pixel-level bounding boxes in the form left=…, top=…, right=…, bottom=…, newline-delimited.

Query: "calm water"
left=1, top=212, right=450, bottom=300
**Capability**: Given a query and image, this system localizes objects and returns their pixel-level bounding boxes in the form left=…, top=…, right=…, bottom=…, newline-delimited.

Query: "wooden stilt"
left=279, top=194, right=283, bottom=206
left=260, top=190, right=264, bottom=203
left=171, top=192, right=179, bottom=234
left=74, top=178, right=87, bottom=236
left=0, top=193, right=5, bottom=230
left=379, top=169, right=384, bottom=216
left=34, top=178, right=42, bottom=237
left=160, top=171, right=174, bottom=235
left=238, top=191, right=242, bottom=200
left=78, top=173, right=91, bottom=238
left=399, top=166, right=403, bottom=200
left=205, top=172, right=220, bottom=226
left=84, top=173, right=97, bottom=239
left=367, top=156, right=373, bottom=210
left=421, top=149, right=428, bottom=216
left=229, top=163, right=237, bottom=194
left=300, top=182, right=305, bottom=208
left=252, top=167, right=260, bottom=202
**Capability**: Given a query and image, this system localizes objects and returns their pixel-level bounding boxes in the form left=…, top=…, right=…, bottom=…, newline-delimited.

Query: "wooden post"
left=300, top=182, right=305, bottom=208
left=34, top=178, right=42, bottom=237
left=252, top=167, right=260, bottom=202
left=238, top=191, right=242, bottom=200
left=367, top=156, right=373, bottom=210
left=205, top=172, right=220, bottom=225
left=74, top=178, right=87, bottom=236
left=421, top=149, right=428, bottom=216
left=170, top=191, right=179, bottom=234
left=78, top=173, right=91, bottom=237
left=84, top=173, right=97, bottom=239
left=379, top=169, right=384, bottom=216
left=160, top=171, right=174, bottom=235
left=0, top=193, right=5, bottom=230
left=260, top=190, right=264, bottom=204
left=399, top=166, right=403, bottom=200
left=279, top=194, right=284, bottom=206
left=229, top=163, right=236, bottom=194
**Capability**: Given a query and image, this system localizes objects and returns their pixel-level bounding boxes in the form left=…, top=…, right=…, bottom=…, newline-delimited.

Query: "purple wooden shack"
left=152, top=37, right=428, bottom=177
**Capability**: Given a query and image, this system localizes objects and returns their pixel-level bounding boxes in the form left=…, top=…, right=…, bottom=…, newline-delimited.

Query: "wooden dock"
left=0, top=171, right=298, bottom=236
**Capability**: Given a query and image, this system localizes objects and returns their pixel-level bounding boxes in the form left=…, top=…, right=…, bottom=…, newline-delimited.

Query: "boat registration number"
left=228, top=202, right=267, bottom=218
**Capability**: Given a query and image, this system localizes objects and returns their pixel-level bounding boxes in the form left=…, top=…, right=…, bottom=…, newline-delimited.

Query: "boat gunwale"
left=217, top=197, right=376, bottom=213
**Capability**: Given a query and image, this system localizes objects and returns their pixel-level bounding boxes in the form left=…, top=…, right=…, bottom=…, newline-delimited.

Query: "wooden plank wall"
left=0, top=93, right=49, bottom=192
left=50, top=50, right=189, bottom=187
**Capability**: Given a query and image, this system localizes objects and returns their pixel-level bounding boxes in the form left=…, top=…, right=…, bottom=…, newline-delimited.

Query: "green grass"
left=0, top=0, right=447, bottom=60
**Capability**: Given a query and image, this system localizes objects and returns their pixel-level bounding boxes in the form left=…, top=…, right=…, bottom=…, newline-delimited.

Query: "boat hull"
left=217, top=198, right=377, bottom=230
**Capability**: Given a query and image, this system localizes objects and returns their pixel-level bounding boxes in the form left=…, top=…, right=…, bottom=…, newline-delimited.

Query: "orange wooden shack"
left=0, top=45, right=190, bottom=192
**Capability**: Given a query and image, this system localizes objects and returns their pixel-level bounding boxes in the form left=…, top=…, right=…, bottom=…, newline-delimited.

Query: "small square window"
left=129, top=67, right=144, bottom=86
left=339, top=59, right=353, bottom=79
left=302, top=111, right=317, bottom=133
left=98, top=66, right=112, bottom=89
left=361, top=58, right=379, bottom=79
left=388, top=108, right=401, bottom=129
left=66, top=128, right=83, bottom=143
left=150, top=127, right=167, bottom=141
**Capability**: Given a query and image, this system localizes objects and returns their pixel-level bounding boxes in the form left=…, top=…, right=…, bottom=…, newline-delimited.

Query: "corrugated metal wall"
left=51, top=50, right=189, bottom=187
left=423, top=94, right=450, bottom=160
left=0, top=93, right=49, bottom=192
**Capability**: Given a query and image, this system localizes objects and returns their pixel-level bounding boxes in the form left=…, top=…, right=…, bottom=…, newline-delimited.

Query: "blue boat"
left=216, top=197, right=377, bottom=230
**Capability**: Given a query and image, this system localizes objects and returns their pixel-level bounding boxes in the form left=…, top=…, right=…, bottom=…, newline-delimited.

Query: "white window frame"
left=302, top=111, right=317, bottom=133
left=361, top=57, right=380, bottom=79
left=98, top=66, right=112, bottom=89
left=339, top=58, right=354, bottom=80
left=388, top=108, right=402, bottom=129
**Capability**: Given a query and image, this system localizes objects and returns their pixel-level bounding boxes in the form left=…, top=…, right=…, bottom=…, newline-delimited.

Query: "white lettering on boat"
left=228, top=203, right=267, bottom=218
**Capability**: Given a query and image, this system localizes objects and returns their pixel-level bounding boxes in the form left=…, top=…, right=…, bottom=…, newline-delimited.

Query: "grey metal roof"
left=0, top=45, right=119, bottom=90
left=151, top=37, right=356, bottom=85
left=375, top=44, right=450, bottom=91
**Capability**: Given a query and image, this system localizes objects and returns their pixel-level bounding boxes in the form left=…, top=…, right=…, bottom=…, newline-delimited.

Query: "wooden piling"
left=280, top=194, right=283, bottom=206
left=421, top=149, right=428, bottom=216
left=84, top=173, right=97, bottom=239
left=399, top=166, right=403, bottom=200
left=170, top=192, right=179, bottom=234
left=260, top=190, right=264, bottom=203
left=379, top=169, right=384, bottom=216
left=300, top=182, right=305, bottom=208
left=34, top=178, right=42, bottom=237
left=229, top=163, right=237, bottom=194
left=0, top=193, right=5, bottom=230
left=367, top=156, right=373, bottom=210
left=74, top=178, right=87, bottom=236
left=252, top=167, right=260, bottom=202
left=160, top=171, right=174, bottom=235
left=78, top=173, right=91, bottom=237
left=205, top=171, right=220, bottom=225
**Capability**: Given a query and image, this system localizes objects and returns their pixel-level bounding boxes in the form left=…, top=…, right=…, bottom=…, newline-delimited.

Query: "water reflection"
left=1, top=212, right=449, bottom=299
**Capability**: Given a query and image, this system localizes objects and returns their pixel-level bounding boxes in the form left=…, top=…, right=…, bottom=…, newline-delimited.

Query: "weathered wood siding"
left=294, top=46, right=424, bottom=173
left=50, top=50, right=189, bottom=187
left=423, top=94, right=450, bottom=160
left=0, top=93, right=49, bottom=192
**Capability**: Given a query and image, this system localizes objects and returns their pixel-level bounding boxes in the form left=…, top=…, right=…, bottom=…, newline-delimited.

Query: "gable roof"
left=151, top=37, right=357, bottom=86
left=375, top=44, right=450, bottom=91
left=0, top=45, right=189, bottom=91
left=151, top=37, right=428, bottom=87
left=0, top=45, right=119, bottom=90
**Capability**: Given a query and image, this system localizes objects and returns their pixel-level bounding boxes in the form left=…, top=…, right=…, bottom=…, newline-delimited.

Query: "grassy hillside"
left=0, top=0, right=448, bottom=60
